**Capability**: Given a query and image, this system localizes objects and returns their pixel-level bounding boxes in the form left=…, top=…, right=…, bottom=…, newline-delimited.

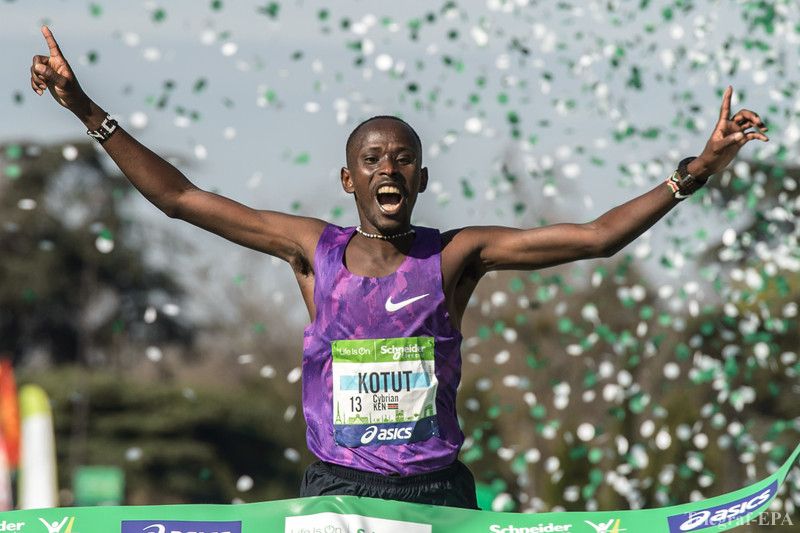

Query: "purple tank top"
left=302, top=224, right=464, bottom=475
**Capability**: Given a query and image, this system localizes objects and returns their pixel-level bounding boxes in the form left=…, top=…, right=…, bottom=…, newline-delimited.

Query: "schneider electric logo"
left=489, top=523, right=572, bottom=533
left=121, top=521, right=242, bottom=533
left=285, top=513, right=430, bottom=533
left=666, top=481, right=776, bottom=532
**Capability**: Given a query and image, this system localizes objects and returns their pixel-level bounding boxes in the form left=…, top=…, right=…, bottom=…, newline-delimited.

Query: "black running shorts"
left=299, top=459, right=479, bottom=509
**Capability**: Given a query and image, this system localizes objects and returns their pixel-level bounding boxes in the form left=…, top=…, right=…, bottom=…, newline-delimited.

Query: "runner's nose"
left=378, top=157, right=398, bottom=176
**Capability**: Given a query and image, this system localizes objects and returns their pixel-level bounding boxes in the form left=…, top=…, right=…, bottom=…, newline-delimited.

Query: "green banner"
left=2, top=443, right=797, bottom=533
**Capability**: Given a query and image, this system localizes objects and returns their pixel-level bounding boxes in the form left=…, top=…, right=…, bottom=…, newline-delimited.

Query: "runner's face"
left=341, top=120, right=428, bottom=235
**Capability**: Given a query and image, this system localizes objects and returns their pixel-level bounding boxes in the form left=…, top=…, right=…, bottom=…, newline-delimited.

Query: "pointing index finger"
left=41, top=25, right=63, bottom=58
left=718, top=85, right=733, bottom=122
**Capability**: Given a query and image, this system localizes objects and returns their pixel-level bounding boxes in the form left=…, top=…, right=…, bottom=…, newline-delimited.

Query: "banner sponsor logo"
left=584, top=519, right=624, bottom=533
left=121, top=521, right=242, bottom=533
left=0, top=522, right=25, bottom=532
left=489, top=523, right=573, bottom=533
left=38, top=518, right=75, bottom=533
left=666, top=480, right=776, bottom=532
left=285, top=512, right=431, bottom=533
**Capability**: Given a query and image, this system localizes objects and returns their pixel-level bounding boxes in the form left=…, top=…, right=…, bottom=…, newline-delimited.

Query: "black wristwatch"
left=86, top=115, right=119, bottom=144
left=667, top=156, right=706, bottom=199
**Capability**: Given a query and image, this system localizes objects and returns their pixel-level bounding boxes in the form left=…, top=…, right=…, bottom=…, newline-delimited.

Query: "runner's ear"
left=341, top=167, right=354, bottom=194
left=418, top=167, right=428, bottom=193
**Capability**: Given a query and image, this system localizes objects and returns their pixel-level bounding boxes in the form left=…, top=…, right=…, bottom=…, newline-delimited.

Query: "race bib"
left=331, top=337, right=439, bottom=447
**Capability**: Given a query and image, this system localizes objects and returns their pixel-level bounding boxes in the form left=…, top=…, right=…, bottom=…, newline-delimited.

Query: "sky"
left=1, top=0, right=798, bottom=322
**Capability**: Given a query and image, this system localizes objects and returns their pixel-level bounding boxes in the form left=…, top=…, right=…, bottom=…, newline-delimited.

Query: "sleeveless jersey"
left=301, top=224, right=464, bottom=476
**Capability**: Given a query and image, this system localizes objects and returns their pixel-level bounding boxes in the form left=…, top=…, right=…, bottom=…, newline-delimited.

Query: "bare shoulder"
left=440, top=225, right=511, bottom=256
left=439, top=226, right=500, bottom=282
left=254, top=210, right=328, bottom=275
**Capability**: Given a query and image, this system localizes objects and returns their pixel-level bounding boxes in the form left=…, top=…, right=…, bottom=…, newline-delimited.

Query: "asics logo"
left=385, top=293, right=429, bottom=312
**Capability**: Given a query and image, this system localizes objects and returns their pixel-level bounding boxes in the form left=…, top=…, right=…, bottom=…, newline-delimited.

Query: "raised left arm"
left=462, top=86, right=769, bottom=273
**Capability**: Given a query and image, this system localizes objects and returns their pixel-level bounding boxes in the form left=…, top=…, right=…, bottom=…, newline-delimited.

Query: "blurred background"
left=0, top=0, right=798, bottom=527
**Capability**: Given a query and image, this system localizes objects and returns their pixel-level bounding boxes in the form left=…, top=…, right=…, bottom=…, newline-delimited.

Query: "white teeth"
left=377, top=185, right=401, bottom=195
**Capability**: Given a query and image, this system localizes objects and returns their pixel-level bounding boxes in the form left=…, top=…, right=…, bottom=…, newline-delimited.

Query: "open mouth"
left=376, top=184, right=404, bottom=214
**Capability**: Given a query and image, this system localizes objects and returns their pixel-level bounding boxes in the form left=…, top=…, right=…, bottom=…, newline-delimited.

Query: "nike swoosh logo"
left=385, top=293, right=430, bottom=312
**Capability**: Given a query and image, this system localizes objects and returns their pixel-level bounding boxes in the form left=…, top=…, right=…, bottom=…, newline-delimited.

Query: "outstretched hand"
left=30, top=26, right=87, bottom=111
left=694, top=86, right=769, bottom=179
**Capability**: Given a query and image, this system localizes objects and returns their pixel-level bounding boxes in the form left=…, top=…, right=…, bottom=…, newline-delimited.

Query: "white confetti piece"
left=62, top=145, right=78, bottom=161
left=464, top=117, right=483, bottom=134
left=221, top=42, right=238, bottom=56
left=374, top=54, right=393, bottom=71
left=236, top=475, right=253, bottom=492
left=143, top=307, right=157, bottom=324
left=95, top=236, right=114, bottom=253
left=130, top=111, right=149, bottom=129
left=577, top=423, right=595, bottom=441
left=145, top=346, right=162, bottom=362
left=287, top=367, right=302, bottom=383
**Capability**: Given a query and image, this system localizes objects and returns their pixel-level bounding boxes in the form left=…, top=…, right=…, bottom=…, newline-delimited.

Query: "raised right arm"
left=30, top=26, right=325, bottom=271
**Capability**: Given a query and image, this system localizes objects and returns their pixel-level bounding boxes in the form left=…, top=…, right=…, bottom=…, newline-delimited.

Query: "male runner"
left=30, top=26, right=768, bottom=508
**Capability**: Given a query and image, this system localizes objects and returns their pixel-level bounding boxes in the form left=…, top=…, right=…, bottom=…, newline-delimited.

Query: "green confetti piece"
left=492, top=320, right=506, bottom=334
left=13, top=91, right=24, bottom=105
left=530, top=405, right=546, bottom=419
left=508, top=277, right=524, bottom=293
left=89, top=3, right=102, bottom=17
left=629, top=394, right=647, bottom=413
left=193, top=78, right=208, bottom=93
left=86, top=50, right=99, bottom=64
left=461, top=446, right=483, bottom=463
left=317, top=8, right=329, bottom=21
left=210, top=0, right=223, bottom=11
left=460, top=178, right=474, bottom=199
left=152, top=8, right=167, bottom=23
left=330, top=206, right=343, bottom=219
left=257, top=2, right=280, bottom=19
left=293, top=152, right=310, bottom=165
left=588, top=448, right=603, bottom=464
left=568, top=445, right=588, bottom=460
left=251, top=323, right=266, bottom=334
left=6, top=144, right=23, bottom=159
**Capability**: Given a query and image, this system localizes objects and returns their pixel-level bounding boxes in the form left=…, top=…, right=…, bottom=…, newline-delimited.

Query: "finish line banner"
left=2, top=443, right=797, bottom=533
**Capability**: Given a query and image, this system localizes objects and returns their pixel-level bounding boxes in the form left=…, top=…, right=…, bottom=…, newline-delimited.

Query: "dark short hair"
left=345, top=115, right=422, bottom=166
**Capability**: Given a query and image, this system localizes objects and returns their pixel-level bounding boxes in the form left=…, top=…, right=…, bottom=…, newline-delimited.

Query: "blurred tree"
left=0, top=141, right=192, bottom=368
left=25, top=367, right=308, bottom=504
